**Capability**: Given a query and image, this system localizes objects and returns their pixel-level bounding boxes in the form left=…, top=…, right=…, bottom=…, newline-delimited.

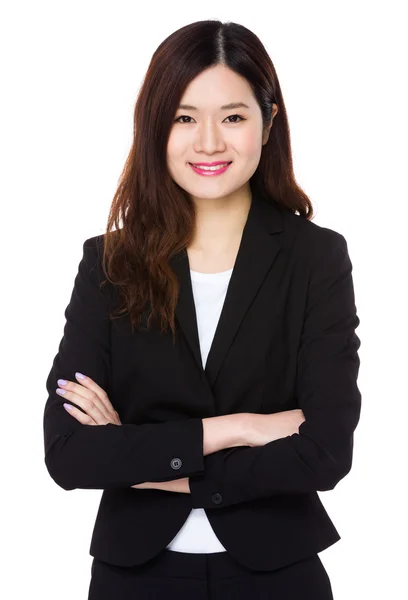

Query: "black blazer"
left=43, top=190, right=361, bottom=572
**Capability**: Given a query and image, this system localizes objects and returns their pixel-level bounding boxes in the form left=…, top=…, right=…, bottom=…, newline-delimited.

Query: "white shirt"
left=166, top=266, right=233, bottom=553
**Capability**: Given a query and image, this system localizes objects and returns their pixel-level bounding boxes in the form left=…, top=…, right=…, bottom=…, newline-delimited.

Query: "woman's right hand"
left=244, top=409, right=306, bottom=447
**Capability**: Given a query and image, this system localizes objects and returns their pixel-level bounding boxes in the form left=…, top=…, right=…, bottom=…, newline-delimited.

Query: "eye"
left=174, top=114, right=246, bottom=124
left=174, top=115, right=194, bottom=124
left=225, top=114, right=245, bottom=123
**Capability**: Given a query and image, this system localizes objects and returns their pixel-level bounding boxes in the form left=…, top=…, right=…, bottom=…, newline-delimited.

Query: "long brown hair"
left=100, top=19, right=314, bottom=342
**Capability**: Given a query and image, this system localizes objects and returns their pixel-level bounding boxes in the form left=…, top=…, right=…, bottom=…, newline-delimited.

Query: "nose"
left=193, top=120, right=227, bottom=154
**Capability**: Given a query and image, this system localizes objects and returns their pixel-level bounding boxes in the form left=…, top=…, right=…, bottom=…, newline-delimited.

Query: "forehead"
left=179, top=65, right=254, bottom=106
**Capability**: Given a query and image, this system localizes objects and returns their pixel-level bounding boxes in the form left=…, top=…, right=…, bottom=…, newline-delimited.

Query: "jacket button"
left=212, top=493, right=223, bottom=504
left=170, top=457, right=182, bottom=470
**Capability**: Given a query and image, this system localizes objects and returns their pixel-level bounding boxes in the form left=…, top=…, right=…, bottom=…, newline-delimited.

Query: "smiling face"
left=167, top=64, right=278, bottom=205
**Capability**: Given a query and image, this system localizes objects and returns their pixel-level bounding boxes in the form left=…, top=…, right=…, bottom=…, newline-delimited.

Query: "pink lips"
left=191, top=161, right=231, bottom=166
left=189, top=162, right=232, bottom=176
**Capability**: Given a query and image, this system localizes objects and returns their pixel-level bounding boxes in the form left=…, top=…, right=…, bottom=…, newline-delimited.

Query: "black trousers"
left=88, top=549, right=334, bottom=599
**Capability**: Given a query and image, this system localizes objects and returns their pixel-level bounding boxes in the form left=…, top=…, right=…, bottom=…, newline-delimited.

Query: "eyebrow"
left=177, top=102, right=250, bottom=111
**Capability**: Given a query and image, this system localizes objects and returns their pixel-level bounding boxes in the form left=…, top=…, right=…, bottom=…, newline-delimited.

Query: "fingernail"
left=57, top=379, right=67, bottom=386
left=63, top=403, right=73, bottom=411
left=56, top=388, right=66, bottom=395
left=75, top=372, right=86, bottom=379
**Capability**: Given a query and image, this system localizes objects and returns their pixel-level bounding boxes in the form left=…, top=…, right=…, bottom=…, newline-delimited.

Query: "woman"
left=43, top=19, right=361, bottom=599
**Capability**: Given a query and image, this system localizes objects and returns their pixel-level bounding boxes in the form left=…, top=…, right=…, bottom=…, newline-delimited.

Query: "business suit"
left=43, top=190, right=361, bottom=582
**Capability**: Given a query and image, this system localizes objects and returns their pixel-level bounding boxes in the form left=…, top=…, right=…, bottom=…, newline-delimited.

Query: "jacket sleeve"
left=43, top=236, right=205, bottom=491
left=189, top=230, right=361, bottom=509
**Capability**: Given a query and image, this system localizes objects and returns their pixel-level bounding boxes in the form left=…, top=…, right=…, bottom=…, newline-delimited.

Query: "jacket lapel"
left=170, top=190, right=284, bottom=391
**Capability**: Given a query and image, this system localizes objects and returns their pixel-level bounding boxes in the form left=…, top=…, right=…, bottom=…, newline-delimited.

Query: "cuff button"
left=212, top=493, right=223, bottom=504
left=170, top=457, right=182, bottom=470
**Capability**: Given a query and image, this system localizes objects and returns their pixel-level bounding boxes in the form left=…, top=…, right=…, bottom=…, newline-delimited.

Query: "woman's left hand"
left=57, top=373, right=121, bottom=426
left=57, top=374, right=189, bottom=492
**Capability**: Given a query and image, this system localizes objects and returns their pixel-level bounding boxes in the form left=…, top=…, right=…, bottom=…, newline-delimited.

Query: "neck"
left=189, top=187, right=252, bottom=254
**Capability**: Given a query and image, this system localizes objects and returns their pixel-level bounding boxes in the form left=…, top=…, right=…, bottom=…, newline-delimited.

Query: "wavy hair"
left=100, top=19, right=314, bottom=342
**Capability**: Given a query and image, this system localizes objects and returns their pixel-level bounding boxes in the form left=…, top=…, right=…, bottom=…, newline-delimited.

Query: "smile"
left=189, top=162, right=232, bottom=176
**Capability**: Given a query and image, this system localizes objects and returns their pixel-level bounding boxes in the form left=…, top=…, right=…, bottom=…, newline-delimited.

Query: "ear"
left=262, top=104, right=279, bottom=145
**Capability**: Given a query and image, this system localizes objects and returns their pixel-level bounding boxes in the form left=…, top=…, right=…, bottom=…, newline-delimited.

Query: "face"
left=166, top=64, right=278, bottom=205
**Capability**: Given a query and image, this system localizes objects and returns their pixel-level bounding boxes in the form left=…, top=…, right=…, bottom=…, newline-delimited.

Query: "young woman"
left=43, top=19, right=361, bottom=599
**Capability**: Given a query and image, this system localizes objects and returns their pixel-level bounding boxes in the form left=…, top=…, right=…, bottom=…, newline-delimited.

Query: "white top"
left=165, top=267, right=234, bottom=553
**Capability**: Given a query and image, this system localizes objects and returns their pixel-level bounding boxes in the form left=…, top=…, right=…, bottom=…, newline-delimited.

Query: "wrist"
left=223, top=412, right=251, bottom=447
left=202, top=413, right=250, bottom=455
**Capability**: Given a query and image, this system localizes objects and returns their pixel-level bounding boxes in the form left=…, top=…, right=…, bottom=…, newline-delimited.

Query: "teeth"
left=192, top=163, right=230, bottom=171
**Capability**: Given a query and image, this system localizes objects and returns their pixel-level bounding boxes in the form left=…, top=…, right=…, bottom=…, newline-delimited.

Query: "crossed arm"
left=53, top=372, right=302, bottom=494
left=53, top=372, right=249, bottom=494
left=44, top=233, right=361, bottom=501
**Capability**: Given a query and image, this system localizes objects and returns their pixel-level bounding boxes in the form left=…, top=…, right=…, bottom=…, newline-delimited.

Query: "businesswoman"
left=43, top=19, right=361, bottom=599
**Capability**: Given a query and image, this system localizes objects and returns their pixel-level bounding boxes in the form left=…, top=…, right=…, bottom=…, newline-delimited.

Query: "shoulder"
left=77, top=234, right=109, bottom=289
left=281, top=211, right=348, bottom=261
left=80, top=234, right=106, bottom=269
left=83, top=233, right=106, bottom=252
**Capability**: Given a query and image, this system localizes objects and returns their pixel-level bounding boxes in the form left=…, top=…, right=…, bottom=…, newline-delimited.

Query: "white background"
left=1, top=1, right=407, bottom=598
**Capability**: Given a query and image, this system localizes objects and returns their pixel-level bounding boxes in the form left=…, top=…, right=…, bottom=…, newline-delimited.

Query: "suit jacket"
left=43, top=189, right=361, bottom=572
